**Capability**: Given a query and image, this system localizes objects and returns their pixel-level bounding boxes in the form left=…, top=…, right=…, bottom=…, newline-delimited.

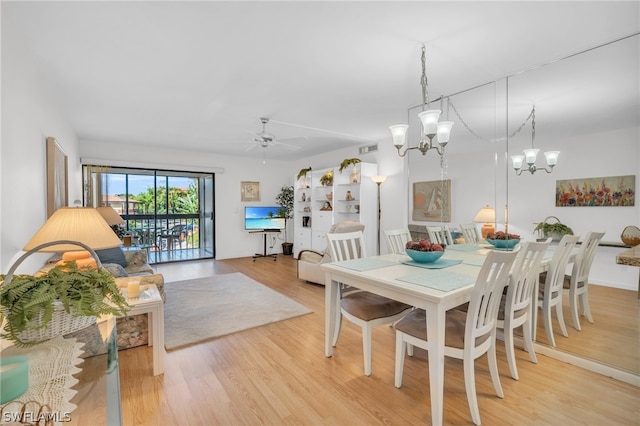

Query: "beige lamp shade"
left=23, top=207, right=122, bottom=252
left=473, top=205, right=496, bottom=238
left=96, top=206, right=125, bottom=225
left=371, top=175, right=387, bottom=184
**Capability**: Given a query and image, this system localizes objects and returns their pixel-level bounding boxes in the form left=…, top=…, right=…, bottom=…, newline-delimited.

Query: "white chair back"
left=544, top=234, right=580, bottom=297
left=426, top=225, right=453, bottom=246
left=509, top=239, right=551, bottom=315
left=326, top=231, right=367, bottom=262
left=571, top=231, right=604, bottom=286
left=384, top=228, right=412, bottom=254
left=467, top=250, right=518, bottom=351
left=459, top=223, right=481, bottom=243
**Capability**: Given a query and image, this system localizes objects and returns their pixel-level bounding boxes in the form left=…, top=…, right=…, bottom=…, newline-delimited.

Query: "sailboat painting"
left=412, top=180, right=451, bottom=222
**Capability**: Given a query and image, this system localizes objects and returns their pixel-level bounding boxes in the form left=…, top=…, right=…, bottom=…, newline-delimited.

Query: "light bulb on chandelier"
left=390, top=44, right=454, bottom=158
left=510, top=106, right=560, bottom=175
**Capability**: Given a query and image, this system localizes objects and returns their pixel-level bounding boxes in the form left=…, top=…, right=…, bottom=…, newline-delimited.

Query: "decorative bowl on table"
left=486, top=231, right=521, bottom=249
left=405, top=248, right=445, bottom=263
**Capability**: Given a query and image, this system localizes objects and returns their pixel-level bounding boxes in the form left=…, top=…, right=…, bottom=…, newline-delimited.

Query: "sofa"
left=297, top=221, right=365, bottom=285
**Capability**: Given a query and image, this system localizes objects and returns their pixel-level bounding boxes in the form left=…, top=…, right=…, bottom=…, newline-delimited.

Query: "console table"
left=616, top=244, right=640, bottom=298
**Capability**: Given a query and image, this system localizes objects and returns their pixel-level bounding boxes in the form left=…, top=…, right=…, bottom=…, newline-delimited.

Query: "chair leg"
left=362, top=323, right=373, bottom=376
left=581, top=288, right=594, bottom=324
left=521, top=318, right=538, bottom=365
left=543, top=302, right=556, bottom=347
left=394, top=332, right=406, bottom=388
left=555, top=302, right=569, bottom=337
left=332, top=312, right=342, bottom=347
left=463, top=357, right=481, bottom=426
left=488, top=340, right=504, bottom=398
left=570, top=287, right=582, bottom=331
left=503, top=322, right=519, bottom=380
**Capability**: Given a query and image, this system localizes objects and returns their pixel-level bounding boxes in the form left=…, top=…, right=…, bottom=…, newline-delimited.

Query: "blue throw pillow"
left=102, top=263, right=128, bottom=278
left=95, top=247, right=127, bottom=268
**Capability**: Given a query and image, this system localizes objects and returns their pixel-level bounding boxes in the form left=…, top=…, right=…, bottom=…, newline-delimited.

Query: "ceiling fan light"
left=523, top=148, right=539, bottom=165
left=418, top=110, right=441, bottom=136
left=389, top=124, right=409, bottom=148
left=511, top=155, right=525, bottom=170
left=436, top=121, right=454, bottom=144
left=544, top=151, right=560, bottom=166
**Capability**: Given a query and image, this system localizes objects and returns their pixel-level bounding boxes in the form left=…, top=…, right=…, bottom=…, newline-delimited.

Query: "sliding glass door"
left=83, top=165, right=215, bottom=263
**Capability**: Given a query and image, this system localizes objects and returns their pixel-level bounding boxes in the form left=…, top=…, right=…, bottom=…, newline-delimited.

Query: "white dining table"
left=320, top=243, right=560, bottom=426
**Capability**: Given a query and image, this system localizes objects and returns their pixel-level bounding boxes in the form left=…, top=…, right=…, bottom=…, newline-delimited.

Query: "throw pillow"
left=102, top=263, right=128, bottom=278
left=95, top=247, right=127, bottom=268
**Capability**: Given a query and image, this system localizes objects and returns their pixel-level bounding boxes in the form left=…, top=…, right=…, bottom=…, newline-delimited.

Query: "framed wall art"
left=46, top=136, right=68, bottom=217
left=412, top=179, right=451, bottom=222
left=241, top=181, right=260, bottom=202
left=555, top=175, right=635, bottom=207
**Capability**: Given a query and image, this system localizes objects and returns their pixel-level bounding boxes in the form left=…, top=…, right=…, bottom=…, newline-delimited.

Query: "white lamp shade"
left=418, top=109, right=441, bottom=136
left=523, top=148, right=540, bottom=164
left=511, top=154, right=525, bottom=170
left=371, top=175, right=387, bottom=184
left=96, top=206, right=125, bottom=225
left=389, top=124, right=409, bottom=148
left=436, top=121, right=454, bottom=144
left=23, top=207, right=122, bottom=252
left=544, top=151, right=560, bottom=166
left=473, top=205, right=496, bottom=223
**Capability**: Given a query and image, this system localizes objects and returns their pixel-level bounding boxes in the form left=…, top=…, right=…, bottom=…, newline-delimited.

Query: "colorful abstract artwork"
left=555, top=175, right=635, bottom=207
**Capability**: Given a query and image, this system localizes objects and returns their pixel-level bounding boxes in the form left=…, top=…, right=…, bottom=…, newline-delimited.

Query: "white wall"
left=1, top=16, right=80, bottom=273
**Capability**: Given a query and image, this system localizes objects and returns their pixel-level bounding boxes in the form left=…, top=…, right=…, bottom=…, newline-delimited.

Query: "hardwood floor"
left=117, top=255, right=640, bottom=425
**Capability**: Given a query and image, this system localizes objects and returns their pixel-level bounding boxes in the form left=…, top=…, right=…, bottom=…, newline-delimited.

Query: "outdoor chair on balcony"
left=157, top=224, right=187, bottom=251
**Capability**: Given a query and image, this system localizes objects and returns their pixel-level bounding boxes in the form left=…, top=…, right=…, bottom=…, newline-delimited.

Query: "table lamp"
left=473, top=205, right=496, bottom=239
left=96, top=206, right=125, bottom=226
left=6, top=207, right=122, bottom=279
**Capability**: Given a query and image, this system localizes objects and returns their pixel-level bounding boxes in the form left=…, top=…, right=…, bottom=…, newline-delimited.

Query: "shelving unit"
left=292, top=163, right=377, bottom=257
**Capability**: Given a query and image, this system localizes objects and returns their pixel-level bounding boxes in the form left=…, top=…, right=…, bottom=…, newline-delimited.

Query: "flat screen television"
left=244, top=206, right=286, bottom=231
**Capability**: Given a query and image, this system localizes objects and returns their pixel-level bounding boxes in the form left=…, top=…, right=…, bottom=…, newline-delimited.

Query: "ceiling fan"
left=246, top=117, right=303, bottom=152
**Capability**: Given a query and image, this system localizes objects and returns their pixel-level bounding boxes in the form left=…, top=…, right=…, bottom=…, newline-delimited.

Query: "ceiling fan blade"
left=273, top=141, right=301, bottom=151
left=269, top=119, right=375, bottom=141
left=245, top=144, right=259, bottom=152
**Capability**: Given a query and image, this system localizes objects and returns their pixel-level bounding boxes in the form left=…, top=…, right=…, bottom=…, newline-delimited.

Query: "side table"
left=121, top=284, right=165, bottom=375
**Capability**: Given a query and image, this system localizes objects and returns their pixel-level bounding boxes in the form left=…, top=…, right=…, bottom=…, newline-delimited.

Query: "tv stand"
left=251, top=230, right=281, bottom=261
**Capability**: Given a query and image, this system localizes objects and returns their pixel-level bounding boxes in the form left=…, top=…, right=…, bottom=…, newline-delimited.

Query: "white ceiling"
left=4, top=1, right=639, bottom=161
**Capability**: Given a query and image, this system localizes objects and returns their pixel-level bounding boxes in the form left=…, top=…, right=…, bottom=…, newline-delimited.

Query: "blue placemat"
left=402, top=259, right=462, bottom=269
left=446, top=244, right=483, bottom=252
left=463, top=257, right=486, bottom=266
left=332, top=258, right=398, bottom=272
left=397, top=270, right=476, bottom=292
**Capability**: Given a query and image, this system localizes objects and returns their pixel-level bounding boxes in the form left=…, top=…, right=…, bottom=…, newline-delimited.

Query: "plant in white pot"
left=275, top=185, right=294, bottom=255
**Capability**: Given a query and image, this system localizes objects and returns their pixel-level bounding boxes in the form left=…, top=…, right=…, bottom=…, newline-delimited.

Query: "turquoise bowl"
left=405, top=249, right=445, bottom=263
left=0, top=355, right=29, bottom=404
left=486, top=238, right=520, bottom=249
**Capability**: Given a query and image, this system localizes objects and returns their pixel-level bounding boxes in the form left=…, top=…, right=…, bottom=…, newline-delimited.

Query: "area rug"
left=163, top=272, right=312, bottom=350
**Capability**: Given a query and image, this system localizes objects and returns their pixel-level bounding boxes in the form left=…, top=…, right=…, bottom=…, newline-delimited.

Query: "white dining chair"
left=384, top=228, right=412, bottom=254
left=460, top=223, right=482, bottom=243
left=426, top=225, right=454, bottom=246
left=496, top=239, right=550, bottom=380
left=394, top=250, right=517, bottom=426
left=535, top=234, right=580, bottom=347
left=564, top=231, right=605, bottom=330
left=327, top=230, right=413, bottom=376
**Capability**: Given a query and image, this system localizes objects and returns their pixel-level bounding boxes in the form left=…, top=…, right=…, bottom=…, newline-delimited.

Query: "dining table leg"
left=532, top=275, right=539, bottom=341
left=426, top=306, right=447, bottom=426
left=325, top=275, right=338, bottom=357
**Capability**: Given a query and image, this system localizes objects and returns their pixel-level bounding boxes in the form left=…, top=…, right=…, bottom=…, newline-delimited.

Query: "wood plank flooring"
left=117, top=255, right=640, bottom=425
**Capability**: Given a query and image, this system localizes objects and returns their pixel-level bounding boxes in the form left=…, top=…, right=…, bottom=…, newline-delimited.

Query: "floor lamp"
left=371, top=176, right=387, bottom=255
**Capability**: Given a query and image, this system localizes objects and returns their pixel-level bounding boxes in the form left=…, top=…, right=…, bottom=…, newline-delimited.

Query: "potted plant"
left=0, top=262, right=129, bottom=347
left=275, top=185, right=294, bottom=255
left=534, top=216, right=574, bottom=241
left=320, top=170, right=333, bottom=186
left=296, top=167, right=312, bottom=188
left=339, top=158, right=362, bottom=183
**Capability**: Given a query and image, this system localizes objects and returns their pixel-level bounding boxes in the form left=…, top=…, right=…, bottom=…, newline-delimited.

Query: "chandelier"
left=510, top=106, right=559, bottom=175
left=390, top=44, right=453, bottom=157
